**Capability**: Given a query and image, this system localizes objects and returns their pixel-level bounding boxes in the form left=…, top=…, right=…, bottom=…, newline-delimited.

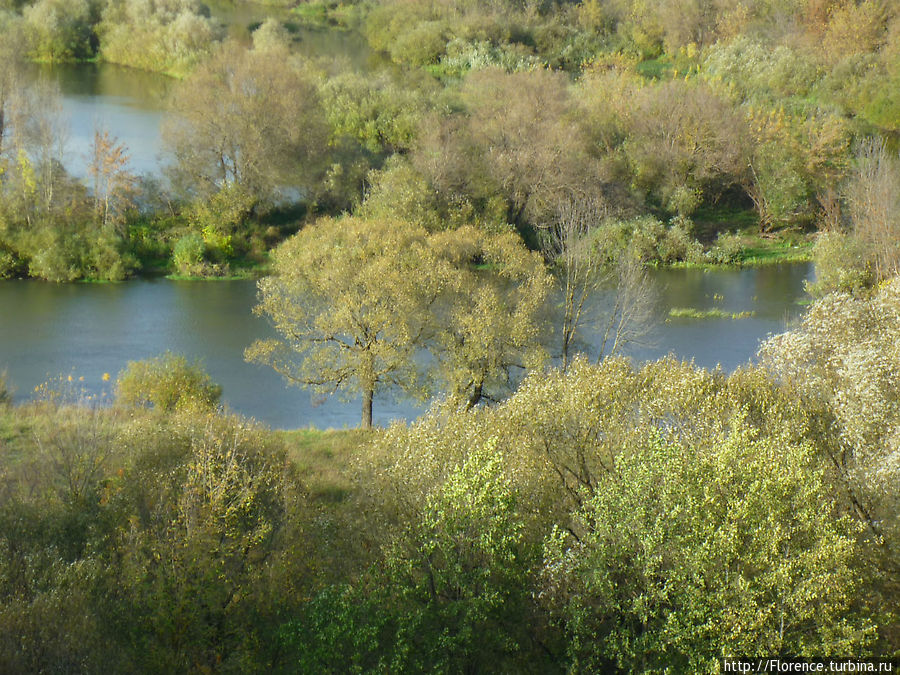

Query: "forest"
left=0, top=0, right=898, bottom=671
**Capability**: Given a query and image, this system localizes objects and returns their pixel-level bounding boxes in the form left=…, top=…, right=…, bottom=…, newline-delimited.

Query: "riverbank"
left=0, top=263, right=812, bottom=428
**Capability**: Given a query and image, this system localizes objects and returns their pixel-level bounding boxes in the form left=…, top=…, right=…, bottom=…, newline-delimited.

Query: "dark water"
left=0, top=264, right=813, bottom=429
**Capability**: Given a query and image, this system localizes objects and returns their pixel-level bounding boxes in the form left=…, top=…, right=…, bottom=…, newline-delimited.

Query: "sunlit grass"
left=667, top=307, right=756, bottom=320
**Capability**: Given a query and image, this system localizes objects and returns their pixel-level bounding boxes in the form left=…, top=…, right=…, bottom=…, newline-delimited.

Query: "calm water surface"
left=0, top=264, right=813, bottom=429
left=8, top=5, right=813, bottom=428
left=26, top=1, right=384, bottom=178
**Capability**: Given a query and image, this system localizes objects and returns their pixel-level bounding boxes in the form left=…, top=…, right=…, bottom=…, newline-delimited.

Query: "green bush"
left=658, top=216, right=703, bottom=263
left=86, top=231, right=135, bottom=281
left=390, top=20, right=447, bottom=66
left=707, top=231, right=744, bottom=265
left=0, top=244, right=23, bottom=279
left=543, top=429, right=874, bottom=671
left=625, top=215, right=667, bottom=262
left=115, top=352, right=222, bottom=413
left=171, top=232, right=206, bottom=275
left=26, top=233, right=82, bottom=282
left=805, top=231, right=874, bottom=297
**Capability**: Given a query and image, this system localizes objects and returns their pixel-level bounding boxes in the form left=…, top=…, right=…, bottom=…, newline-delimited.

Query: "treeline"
left=0, top=280, right=898, bottom=671
left=0, top=0, right=222, bottom=76
left=0, top=0, right=897, bottom=284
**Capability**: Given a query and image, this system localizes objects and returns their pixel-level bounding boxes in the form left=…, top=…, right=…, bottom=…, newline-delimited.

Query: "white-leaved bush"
left=760, top=278, right=900, bottom=573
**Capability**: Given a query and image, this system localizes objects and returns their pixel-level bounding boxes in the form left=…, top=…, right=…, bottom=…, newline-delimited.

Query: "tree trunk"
left=361, top=386, right=373, bottom=429
left=466, top=379, right=484, bottom=411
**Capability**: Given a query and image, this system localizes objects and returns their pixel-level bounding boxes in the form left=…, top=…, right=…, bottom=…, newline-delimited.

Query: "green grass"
left=290, top=0, right=361, bottom=29
left=165, top=269, right=263, bottom=282
left=667, top=307, right=756, bottom=320
left=738, top=240, right=813, bottom=265
left=636, top=56, right=675, bottom=80
left=278, top=427, right=374, bottom=504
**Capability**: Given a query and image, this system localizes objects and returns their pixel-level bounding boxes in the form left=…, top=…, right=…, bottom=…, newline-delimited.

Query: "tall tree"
left=430, top=225, right=551, bottom=408
left=245, top=216, right=453, bottom=428
left=87, top=128, right=135, bottom=234
left=247, top=216, right=552, bottom=425
left=414, top=67, right=599, bottom=231
left=543, top=199, right=657, bottom=369
left=848, top=137, right=900, bottom=281
left=542, top=198, right=607, bottom=371
left=163, top=44, right=327, bottom=207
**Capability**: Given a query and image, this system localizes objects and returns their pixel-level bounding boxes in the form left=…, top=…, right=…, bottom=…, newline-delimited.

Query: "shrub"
left=625, top=215, right=667, bottom=262
left=115, top=352, right=222, bottom=413
left=390, top=20, right=447, bottom=66
left=542, top=430, right=874, bottom=671
left=0, top=244, right=24, bottom=279
left=171, top=232, right=206, bottom=276
left=805, top=231, right=873, bottom=297
left=707, top=231, right=744, bottom=265
left=27, top=233, right=82, bottom=282
left=658, top=216, right=703, bottom=263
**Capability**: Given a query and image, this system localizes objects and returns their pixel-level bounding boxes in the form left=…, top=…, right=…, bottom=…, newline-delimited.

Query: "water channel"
left=5, top=3, right=817, bottom=428
left=0, top=264, right=813, bottom=429
left=27, top=0, right=382, bottom=178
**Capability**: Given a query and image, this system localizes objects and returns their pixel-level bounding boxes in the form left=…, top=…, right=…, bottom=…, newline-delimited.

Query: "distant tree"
left=430, top=225, right=552, bottom=408
left=163, top=45, right=327, bottom=208
left=87, top=128, right=136, bottom=234
left=246, top=216, right=453, bottom=428
left=543, top=200, right=658, bottom=369
left=847, top=137, right=900, bottom=281
left=542, top=198, right=607, bottom=371
left=99, top=0, right=223, bottom=76
left=744, top=106, right=852, bottom=231
left=320, top=70, right=432, bottom=155
left=22, top=0, right=94, bottom=62
left=414, top=67, right=599, bottom=231
left=624, top=79, right=748, bottom=216
left=0, top=12, right=25, bottom=160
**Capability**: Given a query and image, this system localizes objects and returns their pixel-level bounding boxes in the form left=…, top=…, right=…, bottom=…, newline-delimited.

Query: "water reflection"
left=0, top=264, right=813, bottom=429
left=26, top=62, right=171, bottom=178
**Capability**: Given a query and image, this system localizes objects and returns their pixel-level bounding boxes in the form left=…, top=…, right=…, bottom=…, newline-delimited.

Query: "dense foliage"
left=1, top=0, right=899, bottom=667
left=0, top=0, right=896, bottom=281
left=246, top=216, right=551, bottom=426
left=3, top=298, right=899, bottom=670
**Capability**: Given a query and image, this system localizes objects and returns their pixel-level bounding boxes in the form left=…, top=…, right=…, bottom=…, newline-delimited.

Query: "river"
left=26, top=0, right=383, bottom=178
left=0, top=264, right=813, bottom=429
left=5, top=5, right=815, bottom=428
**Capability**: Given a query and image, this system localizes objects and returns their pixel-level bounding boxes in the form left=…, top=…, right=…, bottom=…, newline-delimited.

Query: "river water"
left=27, top=1, right=382, bottom=178
left=0, top=264, right=812, bottom=429
left=5, top=4, right=815, bottom=428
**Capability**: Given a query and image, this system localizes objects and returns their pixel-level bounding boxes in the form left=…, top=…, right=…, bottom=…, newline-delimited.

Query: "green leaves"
left=542, top=429, right=873, bottom=671
left=115, top=352, right=222, bottom=413
left=247, top=216, right=550, bottom=426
